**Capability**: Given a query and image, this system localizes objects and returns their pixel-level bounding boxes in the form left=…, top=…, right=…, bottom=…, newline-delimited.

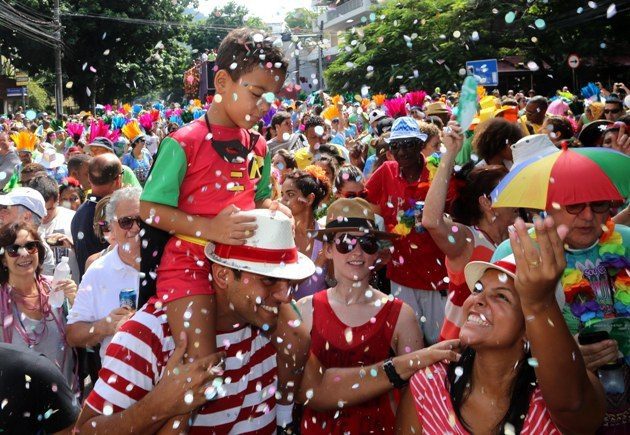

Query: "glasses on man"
left=389, top=139, right=422, bottom=152
left=334, top=233, right=379, bottom=255
left=5, top=241, right=41, bottom=257
left=604, top=108, right=621, bottom=115
left=116, top=215, right=143, bottom=230
left=564, top=201, right=611, bottom=215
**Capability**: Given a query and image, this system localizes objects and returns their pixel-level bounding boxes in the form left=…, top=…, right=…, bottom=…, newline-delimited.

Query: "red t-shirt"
left=365, top=160, right=455, bottom=290
left=141, top=118, right=269, bottom=218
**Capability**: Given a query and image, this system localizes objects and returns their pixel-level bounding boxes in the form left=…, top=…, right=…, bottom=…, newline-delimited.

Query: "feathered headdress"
left=132, top=104, right=143, bottom=116
left=150, top=109, right=160, bottom=122
left=50, top=119, right=65, bottom=132
left=110, top=115, right=128, bottom=131
left=138, top=113, right=154, bottom=131
left=65, top=122, right=84, bottom=142
left=88, top=119, right=120, bottom=144
left=10, top=131, right=37, bottom=153
left=405, top=91, right=427, bottom=108
left=384, top=97, right=407, bottom=118
left=169, top=114, right=184, bottom=127
left=372, top=94, right=387, bottom=106
left=121, top=120, right=144, bottom=143
left=119, top=103, right=132, bottom=115
left=321, top=105, right=340, bottom=122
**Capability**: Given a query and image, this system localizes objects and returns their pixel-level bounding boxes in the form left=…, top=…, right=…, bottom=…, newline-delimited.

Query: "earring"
left=523, top=340, right=530, bottom=354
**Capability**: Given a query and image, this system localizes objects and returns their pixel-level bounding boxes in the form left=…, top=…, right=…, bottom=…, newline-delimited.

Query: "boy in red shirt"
left=139, top=27, right=288, bottom=422
left=365, top=117, right=456, bottom=344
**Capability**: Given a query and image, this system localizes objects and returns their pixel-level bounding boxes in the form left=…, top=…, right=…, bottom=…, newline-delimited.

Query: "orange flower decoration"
left=372, top=94, right=386, bottom=106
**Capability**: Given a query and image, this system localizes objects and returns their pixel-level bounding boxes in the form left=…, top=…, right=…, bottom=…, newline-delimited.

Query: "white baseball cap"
left=368, top=109, right=387, bottom=124
left=0, top=187, right=47, bottom=219
left=205, top=209, right=315, bottom=281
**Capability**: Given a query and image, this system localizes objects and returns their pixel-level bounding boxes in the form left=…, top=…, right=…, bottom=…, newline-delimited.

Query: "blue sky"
left=198, top=0, right=314, bottom=23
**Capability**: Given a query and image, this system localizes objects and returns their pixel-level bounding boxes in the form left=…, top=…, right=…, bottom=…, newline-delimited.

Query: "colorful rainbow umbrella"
left=491, top=147, right=630, bottom=210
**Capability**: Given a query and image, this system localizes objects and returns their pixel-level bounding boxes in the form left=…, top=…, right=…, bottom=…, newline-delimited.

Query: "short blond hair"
left=417, top=121, right=441, bottom=139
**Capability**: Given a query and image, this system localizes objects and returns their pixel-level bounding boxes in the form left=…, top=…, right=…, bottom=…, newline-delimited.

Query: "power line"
left=60, top=12, right=240, bottom=32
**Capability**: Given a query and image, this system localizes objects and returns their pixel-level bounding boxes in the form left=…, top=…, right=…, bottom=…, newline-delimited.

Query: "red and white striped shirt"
left=86, top=298, right=278, bottom=434
left=410, top=363, right=560, bottom=434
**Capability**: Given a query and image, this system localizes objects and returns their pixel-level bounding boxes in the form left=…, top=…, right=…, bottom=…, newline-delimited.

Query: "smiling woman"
left=396, top=217, right=606, bottom=434
left=0, top=222, right=77, bottom=391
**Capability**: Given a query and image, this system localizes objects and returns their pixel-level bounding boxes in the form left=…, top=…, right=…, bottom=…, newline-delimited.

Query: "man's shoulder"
left=114, top=301, right=170, bottom=346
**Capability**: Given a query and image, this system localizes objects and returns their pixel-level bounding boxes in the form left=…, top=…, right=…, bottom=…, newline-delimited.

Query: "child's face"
left=221, top=66, right=285, bottom=129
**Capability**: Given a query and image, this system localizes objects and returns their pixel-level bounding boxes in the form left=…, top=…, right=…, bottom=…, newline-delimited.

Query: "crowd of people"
left=0, top=27, right=628, bottom=434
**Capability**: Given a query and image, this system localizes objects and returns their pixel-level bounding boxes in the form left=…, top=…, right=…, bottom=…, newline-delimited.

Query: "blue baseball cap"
left=386, top=116, right=428, bottom=143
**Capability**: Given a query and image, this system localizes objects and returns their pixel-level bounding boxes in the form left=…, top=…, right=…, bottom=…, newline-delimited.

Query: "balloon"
left=25, top=110, right=37, bottom=121
left=457, top=76, right=478, bottom=131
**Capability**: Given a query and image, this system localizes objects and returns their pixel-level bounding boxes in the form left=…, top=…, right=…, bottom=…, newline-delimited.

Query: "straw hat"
left=312, top=198, right=397, bottom=241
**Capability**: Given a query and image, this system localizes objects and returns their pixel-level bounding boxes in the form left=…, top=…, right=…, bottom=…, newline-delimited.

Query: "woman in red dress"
left=396, top=216, right=606, bottom=434
left=297, top=198, right=460, bottom=434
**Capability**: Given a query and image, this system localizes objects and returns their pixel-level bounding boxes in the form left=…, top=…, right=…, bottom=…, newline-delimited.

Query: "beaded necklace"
left=561, top=219, right=630, bottom=326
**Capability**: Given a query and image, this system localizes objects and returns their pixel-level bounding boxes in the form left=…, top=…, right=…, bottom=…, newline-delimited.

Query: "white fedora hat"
left=510, top=134, right=558, bottom=171
left=204, top=209, right=315, bottom=281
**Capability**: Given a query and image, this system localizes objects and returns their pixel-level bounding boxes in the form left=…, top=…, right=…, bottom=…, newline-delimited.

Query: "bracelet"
left=383, top=358, right=408, bottom=389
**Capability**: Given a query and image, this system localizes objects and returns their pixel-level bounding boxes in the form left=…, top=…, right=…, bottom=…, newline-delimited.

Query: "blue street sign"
left=465, top=59, right=499, bottom=87
left=7, top=87, right=27, bottom=97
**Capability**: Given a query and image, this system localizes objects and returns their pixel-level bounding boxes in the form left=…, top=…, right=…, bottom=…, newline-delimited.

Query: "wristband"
left=276, top=403, right=293, bottom=427
left=383, top=358, right=408, bottom=389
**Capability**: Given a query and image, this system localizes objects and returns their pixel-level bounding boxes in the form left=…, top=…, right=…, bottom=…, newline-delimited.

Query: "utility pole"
left=53, top=0, right=63, bottom=119
left=318, top=20, right=324, bottom=91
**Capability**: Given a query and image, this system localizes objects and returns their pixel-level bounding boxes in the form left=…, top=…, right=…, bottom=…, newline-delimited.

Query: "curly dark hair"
left=285, top=169, right=331, bottom=212
left=451, top=163, right=509, bottom=226
left=544, top=116, right=575, bottom=141
left=215, top=28, right=288, bottom=81
left=472, top=118, right=523, bottom=163
left=0, top=222, right=45, bottom=284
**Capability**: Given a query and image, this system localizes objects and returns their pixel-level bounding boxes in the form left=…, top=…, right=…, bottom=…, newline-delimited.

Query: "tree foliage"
left=325, top=0, right=628, bottom=95
left=0, top=0, right=199, bottom=108
left=187, top=1, right=268, bottom=54
left=284, top=7, right=318, bottom=32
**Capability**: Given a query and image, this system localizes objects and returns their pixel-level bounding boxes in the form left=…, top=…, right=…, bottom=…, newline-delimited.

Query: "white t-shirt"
left=39, top=206, right=80, bottom=283
left=67, top=247, right=139, bottom=361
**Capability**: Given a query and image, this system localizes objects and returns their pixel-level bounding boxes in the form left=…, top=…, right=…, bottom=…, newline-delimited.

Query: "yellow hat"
left=10, top=131, right=37, bottom=153
left=121, top=120, right=144, bottom=144
left=479, top=95, right=497, bottom=110
left=479, top=106, right=495, bottom=123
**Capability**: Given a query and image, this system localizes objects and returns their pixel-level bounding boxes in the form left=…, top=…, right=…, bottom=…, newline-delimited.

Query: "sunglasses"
left=565, top=201, right=611, bottom=215
left=5, top=241, right=41, bottom=258
left=389, top=139, right=422, bottom=152
left=116, top=215, right=143, bottom=230
left=341, top=189, right=368, bottom=199
left=334, top=233, right=379, bottom=255
left=97, top=220, right=111, bottom=232
left=604, top=109, right=621, bottom=114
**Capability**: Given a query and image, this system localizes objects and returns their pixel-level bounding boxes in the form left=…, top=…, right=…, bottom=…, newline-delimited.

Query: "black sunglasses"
left=116, top=215, right=143, bottom=230
left=565, top=201, right=611, bottom=215
left=604, top=108, right=621, bottom=114
left=334, top=233, right=379, bottom=255
left=389, top=139, right=422, bottom=152
left=341, top=189, right=368, bottom=199
left=5, top=241, right=42, bottom=258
